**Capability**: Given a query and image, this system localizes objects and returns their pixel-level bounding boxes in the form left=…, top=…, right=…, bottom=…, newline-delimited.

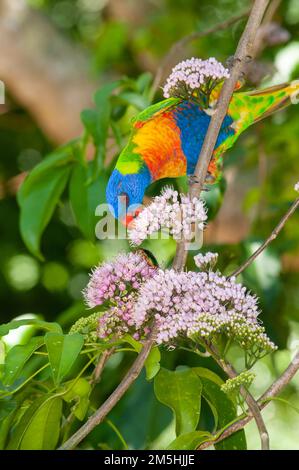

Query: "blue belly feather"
left=173, top=100, right=235, bottom=174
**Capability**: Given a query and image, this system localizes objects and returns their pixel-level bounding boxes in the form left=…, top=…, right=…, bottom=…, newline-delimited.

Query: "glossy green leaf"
left=154, top=367, right=202, bottom=436
left=0, top=319, right=62, bottom=338
left=7, top=395, right=62, bottom=450
left=0, top=398, right=17, bottom=420
left=81, top=81, right=120, bottom=179
left=136, top=72, right=152, bottom=94
left=18, top=163, right=71, bottom=259
left=63, top=378, right=91, bottom=421
left=167, top=431, right=212, bottom=450
left=63, top=378, right=91, bottom=402
left=72, top=396, right=90, bottom=421
left=17, top=146, right=74, bottom=202
left=193, top=367, right=224, bottom=387
left=0, top=401, right=17, bottom=450
left=118, top=91, right=150, bottom=110
left=145, top=346, right=161, bottom=381
left=0, top=340, right=5, bottom=372
left=45, top=332, right=84, bottom=385
left=2, top=336, right=44, bottom=386
left=201, top=378, right=247, bottom=450
left=122, top=336, right=160, bottom=380
left=69, top=162, right=108, bottom=240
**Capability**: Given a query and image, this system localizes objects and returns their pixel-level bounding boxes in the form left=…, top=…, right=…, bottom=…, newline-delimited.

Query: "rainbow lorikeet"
left=106, top=80, right=299, bottom=225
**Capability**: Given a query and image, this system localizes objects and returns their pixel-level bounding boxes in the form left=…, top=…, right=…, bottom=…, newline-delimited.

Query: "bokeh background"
left=1, top=0, right=299, bottom=449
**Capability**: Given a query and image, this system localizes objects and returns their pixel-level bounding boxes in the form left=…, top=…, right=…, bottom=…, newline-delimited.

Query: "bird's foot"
left=188, top=175, right=200, bottom=186
left=188, top=175, right=211, bottom=191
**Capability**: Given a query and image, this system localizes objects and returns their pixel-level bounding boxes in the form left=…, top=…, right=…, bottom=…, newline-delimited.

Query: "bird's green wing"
left=132, top=97, right=181, bottom=125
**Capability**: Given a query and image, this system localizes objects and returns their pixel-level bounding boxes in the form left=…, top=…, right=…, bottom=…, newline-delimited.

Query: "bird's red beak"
left=121, top=207, right=143, bottom=227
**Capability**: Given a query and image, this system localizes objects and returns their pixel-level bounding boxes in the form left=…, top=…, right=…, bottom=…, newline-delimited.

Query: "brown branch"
left=151, top=9, right=250, bottom=95
left=199, top=350, right=299, bottom=449
left=172, top=0, right=271, bottom=271
left=231, top=197, right=299, bottom=278
left=58, top=330, right=156, bottom=450
left=89, top=349, right=114, bottom=386
left=207, top=343, right=269, bottom=450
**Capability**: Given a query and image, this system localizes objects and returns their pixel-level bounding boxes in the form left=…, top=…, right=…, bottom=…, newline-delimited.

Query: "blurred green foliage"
left=1, top=0, right=299, bottom=450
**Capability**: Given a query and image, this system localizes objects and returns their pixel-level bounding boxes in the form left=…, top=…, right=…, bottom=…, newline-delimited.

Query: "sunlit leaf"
left=154, top=367, right=202, bottom=436
left=201, top=378, right=246, bottom=450
left=167, top=430, right=212, bottom=450
left=2, top=337, right=44, bottom=386
left=18, top=162, right=71, bottom=259
left=45, top=332, right=84, bottom=385
left=7, top=395, right=62, bottom=450
left=193, top=367, right=224, bottom=387
left=0, top=319, right=62, bottom=338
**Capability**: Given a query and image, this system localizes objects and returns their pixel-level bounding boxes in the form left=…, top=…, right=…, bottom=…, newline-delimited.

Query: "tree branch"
left=172, top=0, right=270, bottom=271
left=207, top=343, right=269, bottom=450
left=230, top=197, right=299, bottom=278
left=198, top=350, right=299, bottom=449
left=89, top=348, right=114, bottom=386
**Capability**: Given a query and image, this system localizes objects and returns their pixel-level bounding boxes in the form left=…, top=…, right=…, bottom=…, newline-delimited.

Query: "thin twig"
left=151, top=9, right=250, bottom=95
left=90, top=348, right=114, bottom=386
left=198, top=350, right=299, bottom=449
left=58, top=329, right=156, bottom=450
left=172, top=0, right=271, bottom=271
left=230, top=197, right=299, bottom=278
left=207, top=343, right=269, bottom=450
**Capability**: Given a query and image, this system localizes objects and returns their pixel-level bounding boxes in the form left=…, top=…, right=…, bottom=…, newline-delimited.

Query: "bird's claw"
left=188, top=175, right=200, bottom=185
left=188, top=175, right=211, bottom=191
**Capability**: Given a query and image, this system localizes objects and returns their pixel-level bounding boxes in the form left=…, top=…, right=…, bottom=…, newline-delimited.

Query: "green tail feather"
left=228, top=81, right=299, bottom=134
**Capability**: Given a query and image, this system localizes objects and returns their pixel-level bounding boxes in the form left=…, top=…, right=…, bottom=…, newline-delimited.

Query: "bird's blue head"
left=106, top=168, right=151, bottom=226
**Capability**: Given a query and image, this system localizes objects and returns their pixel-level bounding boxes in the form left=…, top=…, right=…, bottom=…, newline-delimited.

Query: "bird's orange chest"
left=132, top=112, right=186, bottom=180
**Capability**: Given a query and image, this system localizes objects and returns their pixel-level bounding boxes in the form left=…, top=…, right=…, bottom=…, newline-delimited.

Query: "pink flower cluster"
left=133, top=268, right=276, bottom=353
left=83, top=252, right=275, bottom=355
left=163, top=57, right=230, bottom=99
left=83, top=252, right=156, bottom=339
left=128, top=187, right=207, bottom=246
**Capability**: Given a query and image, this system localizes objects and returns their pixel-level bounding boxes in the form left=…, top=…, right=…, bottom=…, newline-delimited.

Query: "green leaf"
left=18, top=161, right=71, bottom=259
left=136, top=72, right=152, bottom=94
left=17, top=146, right=74, bottom=203
left=201, top=378, right=247, bottom=450
left=7, top=395, right=62, bottom=450
left=0, top=319, right=62, bottom=338
left=72, top=396, right=90, bottom=421
left=145, top=347, right=161, bottom=381
left=118, top=91, right=150, bottom=110
left=45, top=333, right=84, bottom=385
left=0, top=400, right=17, bottom=449
left=0, top=340, right=5, bottom=364
left=193, top=367, right=224, bottom=387
left=63, top=378, right=91, bottom=402
left=81, top=81, right=120, bottom=179
left=0, top=398, right=17, bottom=420
left=167, top=431, right=212, bottom=450
left=2, top=337, right=44, bottom=386
left=63, top=378, right=91, bottom=421
left=154, top=367, right=202, bottom=436
left=81, top=109, right=101, bottom=146
left=69, top=162, right=108, bottom=240
left=122, top=336, right=160, bottom=380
